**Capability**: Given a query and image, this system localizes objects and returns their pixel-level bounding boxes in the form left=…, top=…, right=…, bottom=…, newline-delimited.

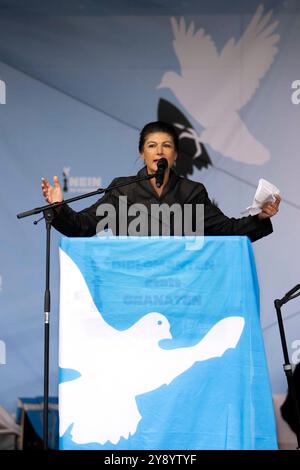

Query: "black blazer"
left=281, top=363, right=300, bottom=435
left=52, top=167, right=272, bottom=242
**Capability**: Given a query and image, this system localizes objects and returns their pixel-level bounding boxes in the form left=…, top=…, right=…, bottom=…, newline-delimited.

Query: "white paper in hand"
left=242, top=178, right=280, bottom=216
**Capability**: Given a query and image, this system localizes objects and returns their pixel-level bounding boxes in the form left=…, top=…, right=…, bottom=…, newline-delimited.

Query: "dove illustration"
left=59, top=249, right=245, bottom=445
left=158, top=5, right=280, bottom=164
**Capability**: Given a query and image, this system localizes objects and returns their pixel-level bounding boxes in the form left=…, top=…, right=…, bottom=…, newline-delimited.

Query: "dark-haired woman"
left=41, top=121, right=280, bottom=240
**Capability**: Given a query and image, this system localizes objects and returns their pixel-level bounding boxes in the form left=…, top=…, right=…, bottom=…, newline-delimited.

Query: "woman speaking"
left=41, top=121, right=280, bottom=241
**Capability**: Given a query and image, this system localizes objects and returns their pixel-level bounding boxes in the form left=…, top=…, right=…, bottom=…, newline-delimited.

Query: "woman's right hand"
left=41, top=176, right=63, bottom=204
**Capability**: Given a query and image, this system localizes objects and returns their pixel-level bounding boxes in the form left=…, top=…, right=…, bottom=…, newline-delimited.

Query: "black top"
left=52, top=167, right=273, bottom=242
left=280, top=363, right=300, bottom=435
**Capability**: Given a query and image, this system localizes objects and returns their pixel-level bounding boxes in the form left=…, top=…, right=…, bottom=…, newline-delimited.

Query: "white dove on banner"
left=158, top=5, right=280, bottom=165
left=59, top=249, right=245, bottom=445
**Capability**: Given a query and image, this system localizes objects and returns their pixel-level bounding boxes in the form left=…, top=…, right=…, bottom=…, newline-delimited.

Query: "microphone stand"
left=274, top=284, right=300, bottom=449
left=16, top=172, right=156, bottom=450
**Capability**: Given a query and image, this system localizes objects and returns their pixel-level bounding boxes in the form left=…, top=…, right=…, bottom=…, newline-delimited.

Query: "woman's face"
left=140, top=132, right=177, bottom=174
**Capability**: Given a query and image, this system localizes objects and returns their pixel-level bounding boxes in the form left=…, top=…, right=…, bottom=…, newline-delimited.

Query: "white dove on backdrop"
left=59, top=249, right=245, bottom=445
left=158, top=5, right=280, bottom=165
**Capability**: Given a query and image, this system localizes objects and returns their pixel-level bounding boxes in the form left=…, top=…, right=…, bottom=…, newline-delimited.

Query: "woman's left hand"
left=257, top=194, right=281, bottom=220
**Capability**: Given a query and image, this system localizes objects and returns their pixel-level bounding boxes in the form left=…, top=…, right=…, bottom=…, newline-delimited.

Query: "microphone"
left=155, top=158, right=168, bottom=188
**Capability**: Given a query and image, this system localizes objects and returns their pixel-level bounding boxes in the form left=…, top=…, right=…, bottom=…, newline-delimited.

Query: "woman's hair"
left=138, top=121, right=179, bottom=153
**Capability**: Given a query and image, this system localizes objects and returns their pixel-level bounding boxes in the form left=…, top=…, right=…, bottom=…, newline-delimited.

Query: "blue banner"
left=59, top=236, right=277, bottom=450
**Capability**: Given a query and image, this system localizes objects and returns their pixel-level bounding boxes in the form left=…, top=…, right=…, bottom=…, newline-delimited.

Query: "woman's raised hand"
left=257, top=194, right=281, bottom=220
left=41, top=176, right=63, bottom=204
